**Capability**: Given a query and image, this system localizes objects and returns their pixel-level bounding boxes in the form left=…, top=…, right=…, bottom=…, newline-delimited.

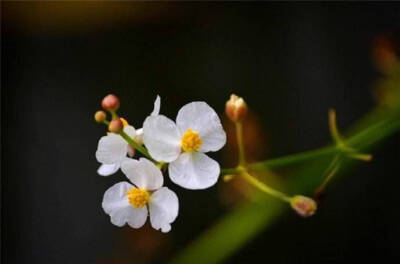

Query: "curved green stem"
left=118, top=130, right=154, bottom=162
left=314, top=154, right=343, bottom=198
left=241, top=172, right=292, bottom=203
left=247, top=146, right=335, bottom=171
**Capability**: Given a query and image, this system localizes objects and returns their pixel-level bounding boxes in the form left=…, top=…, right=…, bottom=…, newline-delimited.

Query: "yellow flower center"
left=181, top=128, right=202, bottom=152
left=126, top=188, right=150, bottom=208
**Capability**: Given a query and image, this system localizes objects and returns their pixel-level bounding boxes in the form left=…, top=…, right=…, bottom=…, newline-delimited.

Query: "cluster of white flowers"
left=96, top=96, right=226, bottom=232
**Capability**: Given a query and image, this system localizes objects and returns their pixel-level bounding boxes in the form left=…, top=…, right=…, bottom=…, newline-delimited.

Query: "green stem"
left=329, top=109, right=343, bottom=144
left=314, top=154, right=342, bottom=197
left=235, top=122, right=246, bottom=166
left=248, top=146, right=335, bottom=171
left=225, top=114, right=400, bottom=173
left=241, top=172, right=292, bottom=203
left=170, top=106, right=400, bottom=264
left=118, top=130, right=154, bottom=161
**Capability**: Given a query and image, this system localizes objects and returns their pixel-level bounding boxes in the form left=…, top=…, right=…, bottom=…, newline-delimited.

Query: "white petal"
left=176, top=102, right=226, bottom=152
left=143, top=115, right=181, bottom=162
left=169, top=152, right=220, bottom=190
left=134, top=128, right=144, bottom=144
left=96, top=134, right=127, bottom=164
left=136, top=128, right=143, bottom=137
left=102, top=182, right=148, bottom=228
left=121, top=158, right=163, bottom=190
left=123, top=125, right=136, bottom=138
left=151, top=95, right=161, bottom=116
left=126, top=206, right=148, bottom=229
left=149, top=187, right=179, bottom=233
left=97, top=163, right=120, bottom=176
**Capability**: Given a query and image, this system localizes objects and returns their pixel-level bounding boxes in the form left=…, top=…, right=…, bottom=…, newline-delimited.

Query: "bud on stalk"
left=101, top=94, right=120, bottom=111
left=108, top=118, right=123, bottom=133
left=290, top=195, right=317, bottom=218
left=94, top=110, right=106, bottom=123
left=225, top=94, right=248, bottom=122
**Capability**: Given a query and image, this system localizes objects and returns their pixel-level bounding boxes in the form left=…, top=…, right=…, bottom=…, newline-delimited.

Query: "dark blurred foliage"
left=2, top=2, right=400, bottom=264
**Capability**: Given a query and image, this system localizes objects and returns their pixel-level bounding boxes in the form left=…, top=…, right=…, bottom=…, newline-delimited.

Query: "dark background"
left=2, top=2, right=400, bottom=263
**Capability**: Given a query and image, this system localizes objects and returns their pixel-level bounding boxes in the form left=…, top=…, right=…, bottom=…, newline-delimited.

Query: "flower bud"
left=94, top=110, right=106, bottom=123
left=108, top=118, right=123, bottom=133
left=101, top=94, right=120, bottom=111
left=290, top=195, right=317, bottom=218
left=225, top=94, right=248, bottom=122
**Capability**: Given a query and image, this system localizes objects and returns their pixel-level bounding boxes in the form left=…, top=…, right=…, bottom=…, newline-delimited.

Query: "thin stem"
left=226, top=114, right=400, bottom=173
left=119, top=130, right=154, bottom=161
left=241, top=172, right=292, bottom=203
left=329, top=109, right=342, bottom=145
left=314, top=154, right=342, bottom=197
left=235, top=122, right=246, bottom=166
left=101, top=117, right=155, bottom=161
left=248, top=146, right=335, bottom=171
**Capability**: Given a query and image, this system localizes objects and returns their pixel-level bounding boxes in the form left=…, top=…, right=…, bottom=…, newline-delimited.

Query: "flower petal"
left=143, top=115, right=181, bottom=162
left=97, top=163, right=120, bottom=176
left=151, top=95, right=161, bottom=116
left=169, top=152, right=220, bottom=189
left=123, top=125, right=136, bottom=138
left=149, top=187, right=179, bottom=233
left=96, top=134, right=127, bottom=164
left=102, top=182, right=148, bottom=228
left=126, top=207, right=148, bottom=229
left=176, top=102, right=226, bottom=152
left=121, top=158, right=163, bottom=190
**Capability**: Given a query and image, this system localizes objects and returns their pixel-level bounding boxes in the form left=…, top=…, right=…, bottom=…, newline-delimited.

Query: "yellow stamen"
left=181, top=128, right=203, bottom=152
left=126, top=188, right=150, bottom=208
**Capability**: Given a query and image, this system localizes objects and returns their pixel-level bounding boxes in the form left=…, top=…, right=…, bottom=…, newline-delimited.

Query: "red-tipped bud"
left=101, top=94, right=120, bottom=111
left=94, top=110, right=106, bottom=123
left=225, top=94, right=248, bottom=122
left=290, top=195, right=317, bottom=218
left=108, top=118, right=123, bottom=133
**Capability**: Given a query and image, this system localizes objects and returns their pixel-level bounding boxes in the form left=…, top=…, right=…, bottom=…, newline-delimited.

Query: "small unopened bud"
left=108, top=118, right=123, bottom=133
left=290, top=195, right=317, bottom=218
left=225, top=94, right=248, bottom=122
left=94, top=110, right=106, bottom=123
left=101, top=94, right=120, bottom=111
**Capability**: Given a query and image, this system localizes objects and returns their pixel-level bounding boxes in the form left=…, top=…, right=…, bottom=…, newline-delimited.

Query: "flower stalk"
left=118, top=129, right=154, bottom=161
left=235, top=121, right=246, bottom=166
left=240, top=171, right=292, bottom=203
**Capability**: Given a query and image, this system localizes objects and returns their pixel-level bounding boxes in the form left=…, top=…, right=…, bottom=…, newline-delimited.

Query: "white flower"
left=96, top=125, right=136, bottom=176
left=95, top=95, right=161, bottom=176
left=102, top=158, right=179, bottom=232
left=143, top=102, right=226, bottom=189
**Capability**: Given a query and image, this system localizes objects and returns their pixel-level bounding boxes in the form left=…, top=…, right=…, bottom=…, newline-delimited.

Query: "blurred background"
left=2, top=2, right=400, bottom=263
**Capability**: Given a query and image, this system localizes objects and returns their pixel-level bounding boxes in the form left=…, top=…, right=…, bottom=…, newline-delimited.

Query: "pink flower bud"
left=108, top=118, right=123, bottom=133
left=101, top=94, right=120, bottom=111
left=94, top=110, right=107, bottom=123
left=290, top=195, right=317, bottom=218
left=225, top=94, right=248, bottom=122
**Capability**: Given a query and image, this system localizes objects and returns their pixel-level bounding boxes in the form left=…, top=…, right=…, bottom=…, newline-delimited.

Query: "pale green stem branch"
left=241, top=172, right=292, bottom=203
left=118, top=130, right=154, bottom=161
